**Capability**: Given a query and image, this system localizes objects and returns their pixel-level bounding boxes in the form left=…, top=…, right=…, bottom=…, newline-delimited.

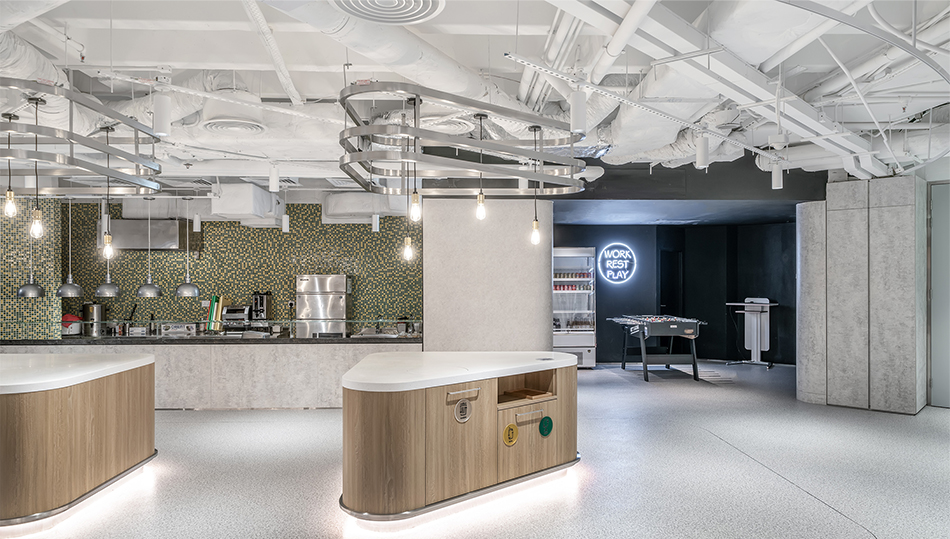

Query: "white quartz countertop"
left=342, top=351, right=577, bottom=392
left=0, top=353, right=155, bottom=394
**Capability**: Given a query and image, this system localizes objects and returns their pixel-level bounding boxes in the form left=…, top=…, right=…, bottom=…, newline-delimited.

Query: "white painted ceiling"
left=2, top=0, right=948, bottom=212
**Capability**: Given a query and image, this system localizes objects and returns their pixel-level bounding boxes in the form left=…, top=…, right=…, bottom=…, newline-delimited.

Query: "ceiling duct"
left=327, top=0, right=445, bottom=25
left=200, top=90, right=267, bottom=135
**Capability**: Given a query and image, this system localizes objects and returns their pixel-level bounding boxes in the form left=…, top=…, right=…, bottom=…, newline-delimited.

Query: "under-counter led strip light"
left=503, top=53, right=785, bottom=163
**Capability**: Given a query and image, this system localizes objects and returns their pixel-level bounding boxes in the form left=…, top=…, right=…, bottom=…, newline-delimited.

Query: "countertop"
left=0, top=353, right=155, bottom=394
left=0, top=336, right=424, bottom=346
left=342, top=351, right=577, bottom=392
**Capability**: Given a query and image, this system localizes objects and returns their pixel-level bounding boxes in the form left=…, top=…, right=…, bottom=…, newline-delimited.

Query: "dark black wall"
left=554, top=223, right=797, bottom=365
left=554, top=225, right=657, bottom=363
left=736, top=223, right=797, bottom=364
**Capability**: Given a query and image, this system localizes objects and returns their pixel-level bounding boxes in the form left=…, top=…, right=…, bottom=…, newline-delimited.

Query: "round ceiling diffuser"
left=328, top=0, right=445, bottom=25
left=200, top=90, right=268, bottom=135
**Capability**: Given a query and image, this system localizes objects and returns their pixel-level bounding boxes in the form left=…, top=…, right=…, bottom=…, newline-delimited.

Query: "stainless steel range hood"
left=96, top=219, right=202, bottom=251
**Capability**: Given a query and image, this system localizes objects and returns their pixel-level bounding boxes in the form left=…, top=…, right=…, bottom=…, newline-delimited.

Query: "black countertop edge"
left=0, top=337, right=423, bottom=346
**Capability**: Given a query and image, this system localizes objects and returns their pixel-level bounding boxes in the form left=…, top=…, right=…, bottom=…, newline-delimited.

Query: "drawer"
left=497, top=401, right=559, bottom=483
left=425, top=379, right=497, bottom=504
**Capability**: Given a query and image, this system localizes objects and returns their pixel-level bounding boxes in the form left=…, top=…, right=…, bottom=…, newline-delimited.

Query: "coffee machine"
left=251, top=291, right=272, bottom=328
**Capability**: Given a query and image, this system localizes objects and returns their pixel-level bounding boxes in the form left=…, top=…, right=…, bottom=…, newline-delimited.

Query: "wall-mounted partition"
left=797, top=177, right=928, bottom=414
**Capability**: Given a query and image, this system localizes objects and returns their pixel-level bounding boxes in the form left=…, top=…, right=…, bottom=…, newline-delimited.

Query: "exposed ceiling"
left=0, top=0, right=947, bottom=224
left=553, top=199, right=800, bottom=225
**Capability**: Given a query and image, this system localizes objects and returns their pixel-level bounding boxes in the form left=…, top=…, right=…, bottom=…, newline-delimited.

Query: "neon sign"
left=598, top=243, right=636, bottom=284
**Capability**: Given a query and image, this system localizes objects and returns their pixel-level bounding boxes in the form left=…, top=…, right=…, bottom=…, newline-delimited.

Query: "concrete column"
left=868, top=176, right=927, bottom=414
left=796, top=201, right=826, bottom=405
left=423, top=199, right=553, bottom=352
left=825, top=180, right=870, bottom=409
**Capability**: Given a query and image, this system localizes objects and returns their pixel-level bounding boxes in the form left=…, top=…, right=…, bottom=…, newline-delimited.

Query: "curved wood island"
left=0, top=354, right=156, bottom=526
left=341, top=351, right=578, bottom=520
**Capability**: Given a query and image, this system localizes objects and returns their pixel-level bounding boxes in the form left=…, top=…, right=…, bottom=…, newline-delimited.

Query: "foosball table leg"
left=690, top=337, right=699, bottom=381
left=640, top=333, right=649, bottom=382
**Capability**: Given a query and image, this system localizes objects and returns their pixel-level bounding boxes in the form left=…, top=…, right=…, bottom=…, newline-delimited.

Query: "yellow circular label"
left=503, top=423, right=519, bottom=447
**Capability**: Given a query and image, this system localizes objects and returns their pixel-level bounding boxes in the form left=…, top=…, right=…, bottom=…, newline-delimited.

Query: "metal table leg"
left=621, top=329, right=627, bottom=370
left=639, top=332, right=649, bottom=382
left=690, top=337, right=699, bottom=381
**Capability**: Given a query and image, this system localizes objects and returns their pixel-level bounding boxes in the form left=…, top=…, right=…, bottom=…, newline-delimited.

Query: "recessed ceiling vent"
left=200, top=90, right=267, bottom=135
left=328, top=0, right=445, bottom=25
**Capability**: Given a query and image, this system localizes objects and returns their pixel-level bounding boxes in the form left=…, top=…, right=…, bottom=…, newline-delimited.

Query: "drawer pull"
left=447, top=387, right=480, bottom=396
left=515, top=409, right=544, bottom=419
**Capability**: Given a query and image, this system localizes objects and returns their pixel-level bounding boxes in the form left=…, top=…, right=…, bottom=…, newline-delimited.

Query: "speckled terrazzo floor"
left=19, top=362, right=950, bottom=539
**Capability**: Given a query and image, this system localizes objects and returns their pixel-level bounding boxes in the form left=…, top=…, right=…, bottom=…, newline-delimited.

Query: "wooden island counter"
left=341, top=351, right=578, bottom=520
left=0, top=353, right=156, bottom=526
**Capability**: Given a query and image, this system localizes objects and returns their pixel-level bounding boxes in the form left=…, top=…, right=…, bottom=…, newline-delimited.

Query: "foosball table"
left=608, top=315, right=706, bottom=381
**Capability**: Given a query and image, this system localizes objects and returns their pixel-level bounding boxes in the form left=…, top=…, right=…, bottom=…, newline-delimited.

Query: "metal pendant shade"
left=18, top=199, right=45, bottom=298
left=137, top=197, right=163, bottom=297
left=96, top=259, right=121, bottom=297
left=57, top=199, right=84, bottom=297
left=17, top=276, right=45, bottom=298
left=176, top=197, right=200, bottom=297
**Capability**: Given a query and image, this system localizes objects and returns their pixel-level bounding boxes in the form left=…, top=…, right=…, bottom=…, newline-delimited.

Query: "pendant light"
left=137, top=197, right=163, bottom=297
left=56, top=198, right=83, bottom=297
left=401, top=109, right=413, bottom=261
left=27, top=98, right=44, bottom=239
left=95, top=258, right=120, bottom=297
left=176, top=197, right=200, bottom=297
left=474, top=113, right=487, bottom=220
left=529, top=125, right=542, bottom=245
left=17, top=199, right=45, bottom=298
left=3, top=113, right=18, bottom=218
left=101, top=127, right=117, bottom=260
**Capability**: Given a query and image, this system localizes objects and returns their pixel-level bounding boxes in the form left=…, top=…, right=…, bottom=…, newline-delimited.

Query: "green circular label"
left=539, top=416, right=553, bottom=437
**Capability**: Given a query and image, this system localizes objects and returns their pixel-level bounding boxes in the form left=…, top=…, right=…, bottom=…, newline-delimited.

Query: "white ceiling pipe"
left=110, top=70, right=250, bottom=131
left=0, top=31, right=101, bottom=136
left=804, top=21, right=950, bottom=101
left=240, top=0, right=304, bottom=105
left=868, top=4, right=950, bottom=58
left=0, top=0, right=69, bottom=32
left=759, top=0, right=873, bottom=73
left=695, top=133, right=709, bottom=168
left=262, top=0, right=528, bottom=114
left=588, top=0, right=658, bottom=85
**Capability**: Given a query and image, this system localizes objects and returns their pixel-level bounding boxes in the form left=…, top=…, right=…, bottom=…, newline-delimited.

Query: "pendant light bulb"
left=402, top=236, right=413, bottom=261
left=475, top=192, right=486, bottom=220
left=409, top=192, right=422, bottom=222
left=102, top=233, right=116, bottom=260
left=4, top=189, right=16, bottom=218
left=530, top=219, right=541, bottom=245
left=29, top=208, right=43, bottom=239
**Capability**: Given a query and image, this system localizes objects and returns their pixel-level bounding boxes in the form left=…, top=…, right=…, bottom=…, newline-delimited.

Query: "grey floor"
left=26, top=363, right=950, bottom=539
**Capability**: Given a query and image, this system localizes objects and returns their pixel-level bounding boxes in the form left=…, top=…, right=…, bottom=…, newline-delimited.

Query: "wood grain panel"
left=425, top=379, right=497, bottom=505
left=342, top=388, right=425, bottom=514
left=496, top=400, right=559, bottom=483
left=554, top=367, right=577, bottom=465
left=0, top=364, right=155, bottom=520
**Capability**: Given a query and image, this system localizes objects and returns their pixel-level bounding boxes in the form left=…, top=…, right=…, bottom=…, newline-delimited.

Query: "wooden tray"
left=503, top=388, right=553, bottom=400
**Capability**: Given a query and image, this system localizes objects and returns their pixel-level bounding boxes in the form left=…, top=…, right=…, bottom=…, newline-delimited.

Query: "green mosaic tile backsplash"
left=0, top=197, right=63, bottom=339
left=57, top=203, right=423, bottom=328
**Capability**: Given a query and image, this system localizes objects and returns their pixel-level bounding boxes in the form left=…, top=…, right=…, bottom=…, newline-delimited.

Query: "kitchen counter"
left=0, top=353, right=155, bottom=523
left=0, top=336, right=422, bottom=346
left=343, top=351, right=577, bottom=392
left=342, top=351, right=578, bottom=518
left=0, top=353, right=154, bottom=394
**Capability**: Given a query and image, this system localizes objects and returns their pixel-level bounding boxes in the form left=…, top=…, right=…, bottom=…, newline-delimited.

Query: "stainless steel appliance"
left=222, top=306, right=251, bottom=333
left=251, top=291, right=272, bottom=328
left=82, top=303, right=103, bottom=337
left=295, top=274, right=348, bottom=338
